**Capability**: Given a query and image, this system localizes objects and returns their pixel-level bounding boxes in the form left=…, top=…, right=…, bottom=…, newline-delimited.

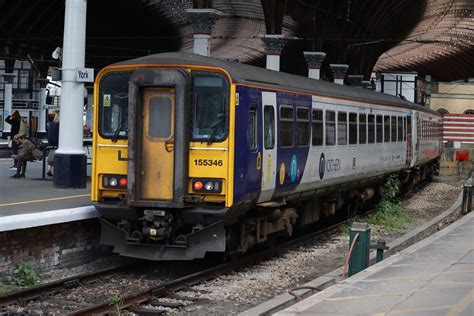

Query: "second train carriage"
left=92, top=52, right=442, bottom=260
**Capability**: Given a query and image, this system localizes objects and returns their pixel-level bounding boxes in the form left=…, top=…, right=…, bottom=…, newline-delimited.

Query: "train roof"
left=112, top=52, right=440, bottom=116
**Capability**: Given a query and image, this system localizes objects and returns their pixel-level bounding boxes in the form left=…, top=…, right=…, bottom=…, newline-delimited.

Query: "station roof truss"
left=0, top=0, right=472, bottom=81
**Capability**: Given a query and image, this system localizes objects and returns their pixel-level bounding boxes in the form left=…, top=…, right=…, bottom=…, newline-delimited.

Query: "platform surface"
left=0, top=157, right=95, bottom=228
left=276, top=211, right=474, bottom=316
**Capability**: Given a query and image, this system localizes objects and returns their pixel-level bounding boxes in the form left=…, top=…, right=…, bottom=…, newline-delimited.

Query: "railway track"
left=0, top=218, right=345, bottom=315
left=70, top=220, right=346, bottom=315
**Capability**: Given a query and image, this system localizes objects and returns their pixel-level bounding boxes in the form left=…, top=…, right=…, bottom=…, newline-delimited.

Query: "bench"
left=41, top=140, right=93, bottom=179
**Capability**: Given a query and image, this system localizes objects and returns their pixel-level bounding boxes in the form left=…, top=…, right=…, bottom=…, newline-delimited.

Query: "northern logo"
left=319, top=153, right=325, bottom=180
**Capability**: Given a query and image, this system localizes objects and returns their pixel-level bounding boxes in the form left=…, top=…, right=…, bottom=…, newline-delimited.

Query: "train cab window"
left=98, top=71, right=132, bottom=139
left=338, top=112, right=347, bottom=145
left=368, top=114, right=375, bottom=144
left=398, top=117, right=403, bottom=141
left=312, top=109, right=323, bottom=146
left=376, top=115, right=383, bottom=143
left=296, top=107, right=310, bottom=146
left=326, top=111, right=336, bottom=146
left=191, top=73, right=229, bottom=142
left=349, top=113, right=357, bottom=145
left=264, top=106, right=275, bottom=149
left=280, top=106, right=294, bottom=147
left=248, top=105, right=257, bottom=150
left=391, top=116, right=397, bottom=142
left=384, top=115, right=391, bottom=142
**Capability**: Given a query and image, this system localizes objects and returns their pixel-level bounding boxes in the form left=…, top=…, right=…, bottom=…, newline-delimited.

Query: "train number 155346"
left=194, top=159, right=224, bottom=167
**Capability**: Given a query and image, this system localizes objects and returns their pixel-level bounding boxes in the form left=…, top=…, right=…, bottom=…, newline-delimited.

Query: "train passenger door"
left=139, top=88, right=175, bottom=201
left=258, top=92, right=277, bottom=203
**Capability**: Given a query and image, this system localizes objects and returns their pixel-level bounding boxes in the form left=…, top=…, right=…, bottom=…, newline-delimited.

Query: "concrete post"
left=330, top=64, right=349, bottom=85
left=54, top=0, right=87, bottom=188
left=2, top=73, right=16, bottom=138
left=303, top=52, right=326, bottom=79
left=36, top=78, right=49, bottom=138
left=186, top=8, right=221, bottom=57
left=262, top=34, right=286, bottom=71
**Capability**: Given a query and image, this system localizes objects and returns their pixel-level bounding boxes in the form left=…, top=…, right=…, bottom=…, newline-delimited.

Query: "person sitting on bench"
left=9, top=135, right=43, bottom=179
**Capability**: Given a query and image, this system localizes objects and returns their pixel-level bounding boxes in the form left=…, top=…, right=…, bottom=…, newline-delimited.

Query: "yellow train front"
left=92, top=53, right=236, bottom=260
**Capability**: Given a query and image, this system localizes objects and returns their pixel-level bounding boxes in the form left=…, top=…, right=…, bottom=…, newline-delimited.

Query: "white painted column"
left=303, top=52, right=326, bottom=80
left=330, top=64, right=349, bottom=85
left=2, top=73, right=15, bottom=136
left=193, top=34, right=211, bottom=56
left=262, top=34, right=285, bottom=72
left=186, top=9, right=221, bottom=57
left=37, top=78, right=49, bottom=137
left=56, top=0, right=86, bottom=155
left=54, top=0, right=88, bottom=188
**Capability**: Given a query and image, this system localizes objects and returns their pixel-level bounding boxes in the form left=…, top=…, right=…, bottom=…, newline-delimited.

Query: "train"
left=91, top=52, right=442, bottom=260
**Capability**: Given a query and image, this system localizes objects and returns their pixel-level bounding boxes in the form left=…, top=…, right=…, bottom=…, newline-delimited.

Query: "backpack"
left=26, top=137, right=47, bottom=151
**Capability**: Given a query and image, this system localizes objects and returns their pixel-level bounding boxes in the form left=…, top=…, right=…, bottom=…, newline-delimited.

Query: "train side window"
left=349, top=113, right=357, bottom=145
left=368, top=114, right=375, bottom=143
left=248, top=105, right=257, bottom=150
left=407, top=116, right=411, bottom=138
left=397, top=117, right=403, bottom=142
left=338, top=111, right=347, bottom=145
left=359, top=113, right=367, bottom=144
left=312, top=109, right=323, bottom=146
left=264, top=106, right=275, bottom=149
left=403, top=117, right=407, bottom=141
left=296, top=107, right=310, bottom=146
left=384, top=115, right=391, bottom=142
left=376, top=115, right=383, bottom=143
left=280, top=106, right=294, bottom=147
left=391, top=116, right=397, bottom=142
left=326, top=110, right=336, bottom=146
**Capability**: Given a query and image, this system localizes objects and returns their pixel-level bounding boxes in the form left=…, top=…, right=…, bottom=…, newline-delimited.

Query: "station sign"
left=76, top=68, right=94, bottom=82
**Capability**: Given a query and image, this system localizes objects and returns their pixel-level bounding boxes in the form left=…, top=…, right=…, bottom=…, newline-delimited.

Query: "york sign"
left=76, top=68, right=94, bottom=82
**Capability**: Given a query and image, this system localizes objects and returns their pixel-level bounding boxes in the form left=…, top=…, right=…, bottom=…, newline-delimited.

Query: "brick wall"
left=0, top=219, right=113, bottom=282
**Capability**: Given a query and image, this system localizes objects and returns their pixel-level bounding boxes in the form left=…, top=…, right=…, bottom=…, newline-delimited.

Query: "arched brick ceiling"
left=0, top=0, right=472, bottom=81
left=374, top=0, right=474, bottom=81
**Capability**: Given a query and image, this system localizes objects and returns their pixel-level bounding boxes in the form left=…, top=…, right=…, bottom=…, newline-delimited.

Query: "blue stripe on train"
left=233, top=86, right=312, bottom=206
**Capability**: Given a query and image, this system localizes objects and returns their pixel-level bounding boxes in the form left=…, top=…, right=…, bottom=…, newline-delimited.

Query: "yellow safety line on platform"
left=0, top=194, right=90, bottom=207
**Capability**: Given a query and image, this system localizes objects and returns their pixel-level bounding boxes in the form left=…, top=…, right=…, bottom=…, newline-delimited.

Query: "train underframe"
left=98, top=159, right=439, bottom=261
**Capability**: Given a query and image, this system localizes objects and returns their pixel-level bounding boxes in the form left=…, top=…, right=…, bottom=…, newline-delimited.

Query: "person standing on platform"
left=47, top=111, right=60, bottom=177
left=5, top=110, right=21, bottom=170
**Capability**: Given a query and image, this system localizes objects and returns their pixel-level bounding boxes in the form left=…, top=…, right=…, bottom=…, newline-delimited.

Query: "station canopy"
left=0, top=0, right=473, bottom=81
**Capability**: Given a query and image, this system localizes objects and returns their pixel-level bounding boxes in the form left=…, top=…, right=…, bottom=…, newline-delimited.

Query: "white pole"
left=37, top=79, right=49, bottom=136
left=193, top=34, right=211, bottom=57
left=56, top=0, right=87, bottom=156
left=266, top=55, right=280, bottom=72
left=308, top=68, right=320, bottom=80
left=3, top=77, right=13, bottom=135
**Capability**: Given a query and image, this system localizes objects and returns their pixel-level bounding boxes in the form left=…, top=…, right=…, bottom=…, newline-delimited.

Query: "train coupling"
left=139, top=209, right=173, bottom=241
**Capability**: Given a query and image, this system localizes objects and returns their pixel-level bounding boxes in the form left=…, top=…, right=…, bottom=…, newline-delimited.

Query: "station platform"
left=0, top=157, right=97, bottom=232
left=275, top=211, right=474, bottom=316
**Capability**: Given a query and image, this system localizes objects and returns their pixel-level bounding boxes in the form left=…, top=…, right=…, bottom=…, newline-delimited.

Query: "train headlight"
left=102, top=174, right=127, bottom=189
left=109, top=177, right=118, bottom=187
left=192, top=178, right=222, bottom=193
left=204, top=181, right=214, bottom=191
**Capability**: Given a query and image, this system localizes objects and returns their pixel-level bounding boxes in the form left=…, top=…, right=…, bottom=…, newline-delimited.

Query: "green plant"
left=109, top=293, right=124, bottom=316
left=0, top=282, right=7, bottom=294
left=11, top=262, right=39, bottom=287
